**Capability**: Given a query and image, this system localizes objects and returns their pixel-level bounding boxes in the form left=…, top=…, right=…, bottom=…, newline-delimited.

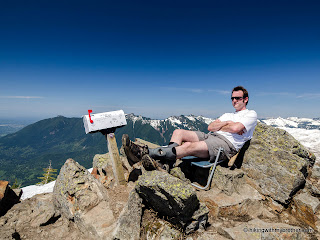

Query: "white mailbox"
left=83, top=110, right=127, bottom=134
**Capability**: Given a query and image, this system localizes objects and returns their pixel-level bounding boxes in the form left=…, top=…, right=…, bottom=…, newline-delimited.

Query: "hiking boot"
left=122, top=134, right=148, bottom=164
left=141, top=155, right=169, bottom=172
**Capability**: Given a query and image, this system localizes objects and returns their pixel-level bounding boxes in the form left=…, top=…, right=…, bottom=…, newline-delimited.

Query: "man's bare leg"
left=170, top=129, right=201, bottom=145
left=175, top=141, right=209, bottom=159
left=170, top=129, right=209, bottom=159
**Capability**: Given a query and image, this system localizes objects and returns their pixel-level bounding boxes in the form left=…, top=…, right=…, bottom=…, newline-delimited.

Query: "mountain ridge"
left=0, top=114, right=319, bottom=187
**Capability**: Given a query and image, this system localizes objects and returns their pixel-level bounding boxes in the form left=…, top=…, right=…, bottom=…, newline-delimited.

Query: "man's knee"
left=173, top=129, right=187, bottom=136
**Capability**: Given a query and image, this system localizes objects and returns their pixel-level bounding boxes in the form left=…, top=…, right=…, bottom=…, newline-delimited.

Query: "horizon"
left=0, top=114, right=319, bottom=126
left=1, top=1, right=319, bottom=120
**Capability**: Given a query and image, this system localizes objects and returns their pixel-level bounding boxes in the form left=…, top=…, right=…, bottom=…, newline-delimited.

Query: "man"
left=122, top=86, right=257, bottom=171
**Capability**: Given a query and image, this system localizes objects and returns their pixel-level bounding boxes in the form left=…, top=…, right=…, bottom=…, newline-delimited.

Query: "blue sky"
left=0, top=0, right=319, bottom=120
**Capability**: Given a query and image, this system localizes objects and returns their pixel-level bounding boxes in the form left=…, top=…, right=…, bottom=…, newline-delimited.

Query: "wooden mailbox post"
left=83, top=110, right=127, bottom=186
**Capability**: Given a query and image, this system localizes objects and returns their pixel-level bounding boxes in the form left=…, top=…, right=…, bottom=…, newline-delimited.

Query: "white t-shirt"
left=216, top=109, right=257, bottom=151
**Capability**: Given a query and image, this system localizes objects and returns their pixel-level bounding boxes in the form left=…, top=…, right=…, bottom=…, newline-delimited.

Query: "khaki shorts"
left=195, top=131, right=237, bottom=162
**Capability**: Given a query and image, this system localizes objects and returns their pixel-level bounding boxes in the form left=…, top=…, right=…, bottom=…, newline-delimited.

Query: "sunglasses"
left=231, top=97, right=243, bottom=101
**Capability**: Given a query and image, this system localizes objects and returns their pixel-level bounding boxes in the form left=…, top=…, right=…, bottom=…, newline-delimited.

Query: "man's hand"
left=208, top=119, right=228, bottom=132
left=237, top=129, right=245, bottom=135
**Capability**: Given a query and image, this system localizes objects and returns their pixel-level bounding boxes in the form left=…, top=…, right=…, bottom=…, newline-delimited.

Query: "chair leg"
left=191, top=147, right=223, bottom=190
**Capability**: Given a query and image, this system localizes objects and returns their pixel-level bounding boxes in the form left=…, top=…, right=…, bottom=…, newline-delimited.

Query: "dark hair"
left=232, top=86, right=249, bottom=105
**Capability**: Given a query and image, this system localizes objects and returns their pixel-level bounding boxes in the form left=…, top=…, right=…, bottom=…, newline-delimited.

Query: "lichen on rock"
left=241, top=123, right=316, bottom=204
left=136, top=170, right=207, bottom=231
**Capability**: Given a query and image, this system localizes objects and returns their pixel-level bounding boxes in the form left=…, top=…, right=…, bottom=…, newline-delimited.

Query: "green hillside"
left=0, top=116, right=166, bottom=187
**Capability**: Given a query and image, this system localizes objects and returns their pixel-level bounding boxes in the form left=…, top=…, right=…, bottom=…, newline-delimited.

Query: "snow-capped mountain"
left=262, top=117, right=320, bottom=160
left=262, top=117, right=320, bottom=130
left=127, top=113, right=214, bottom=130
left=126, top=113, right=213, bottom=144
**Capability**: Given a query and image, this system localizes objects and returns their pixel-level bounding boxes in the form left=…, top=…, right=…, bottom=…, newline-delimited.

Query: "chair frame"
left=183, top=141, right=249, bottom=190
left=186, top=147, right=224, bottom=190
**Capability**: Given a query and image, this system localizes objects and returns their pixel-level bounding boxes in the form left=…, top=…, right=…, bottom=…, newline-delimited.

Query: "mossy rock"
left=242, top=123, right=316, bottom=204
left=136, top=171, right=199, bottom=227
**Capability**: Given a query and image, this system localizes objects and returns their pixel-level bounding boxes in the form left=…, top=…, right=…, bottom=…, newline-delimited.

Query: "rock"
left=311, top=164, right=320, bottom=179
left=169, top=166, right=191, bottom=183
left=92, top=153, right=116, bottom=187
left=140, top=208, right=184, bottom=240
left=12, top=188, right=23, bottom=199
left=53, top=158, right=116, bottom=239
left=185, top=202, right=209, bottom=234
left=0, top=181, right=8, bottom=200
left=265, top=197, right=285, bottom=214
left=0, top=193, right=86, bottom=240
left=196, top=232, right=230, bottom=240
left=290, top=192, right=320, bottom=229
left=143, top=218, right=183, bottom=240
left=241, top=123, right=315, bottom=204
left=112, top=189, right=143, bottom=240
left=93, top=153, right=111, bottom=169
left=136, top=171, right=207, bottom=231
left=212, top=166, right=245, bottom=196
left=218, top=218, right=315, bottom=240
left=0, top=193, right=58, bottom=228
left=198, top=184, right=269, bottom=221
left=305, top=179, right=320, bottom=197
left=0, top=180, right=21, bottom=216
left=92, top=153, right=132, bottom=187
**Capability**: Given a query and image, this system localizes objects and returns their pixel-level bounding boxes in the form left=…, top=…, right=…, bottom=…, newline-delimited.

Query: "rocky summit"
left=1, top=122, right=320, bottom=239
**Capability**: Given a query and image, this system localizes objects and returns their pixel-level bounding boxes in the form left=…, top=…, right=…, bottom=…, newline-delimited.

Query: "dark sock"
left=169, top=142, right=179, bottom=147
left=172, top=147, right=176, bottom=155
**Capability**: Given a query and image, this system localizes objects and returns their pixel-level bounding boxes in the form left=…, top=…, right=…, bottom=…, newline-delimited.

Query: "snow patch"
left=21, top=168, right=93, bottom=200
left=168, top=117, right=182, bottom=126
left=150, top=120, right=161, bottom=129
left=262, top=117, right=298, bottom=128
left=196, top=116, right=214, bottom=125
left=186, top=116, right=196, bottom=122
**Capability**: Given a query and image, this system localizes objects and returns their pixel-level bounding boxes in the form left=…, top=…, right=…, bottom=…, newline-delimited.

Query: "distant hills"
left=0, top=122, right=27, bottom=138
left=1, top=114, right=319, bottom=187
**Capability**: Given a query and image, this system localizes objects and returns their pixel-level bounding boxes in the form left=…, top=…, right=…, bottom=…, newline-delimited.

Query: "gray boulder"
left=136, top=171, right=208, bottom=232
left=0, top=193, right=86, bottom=240
left=311, top=163, right=320, bottom=179
left=241, top=123, right=315, bottom=204
left=112, top=189, right=143, bottom=240
left=142, top=218, right=183, bottom=240
left=291, top=192, right=320, bottom=229
left=212, top=166, right=245, bottom=196
left=53, top=158, right=116, bottom=239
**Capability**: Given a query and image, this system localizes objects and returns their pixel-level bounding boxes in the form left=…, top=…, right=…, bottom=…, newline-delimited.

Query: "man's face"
left=231, top=90, right=248, bottom=111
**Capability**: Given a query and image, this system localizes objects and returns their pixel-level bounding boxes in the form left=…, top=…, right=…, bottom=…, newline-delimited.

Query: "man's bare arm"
left=208, top=119, right=246, bottom=134
left=208, top=119, right=227, bottom=132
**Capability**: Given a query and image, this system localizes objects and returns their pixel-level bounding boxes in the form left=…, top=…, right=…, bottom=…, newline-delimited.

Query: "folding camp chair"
left=183, top=147, right=225, bottom=190
left=184, top=142, right=247, bottom=190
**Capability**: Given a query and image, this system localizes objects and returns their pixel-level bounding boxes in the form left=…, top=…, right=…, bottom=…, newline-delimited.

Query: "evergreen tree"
left=37, top=160, right=57, bottom=185
left=11, top=178, right=22, bottom=189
